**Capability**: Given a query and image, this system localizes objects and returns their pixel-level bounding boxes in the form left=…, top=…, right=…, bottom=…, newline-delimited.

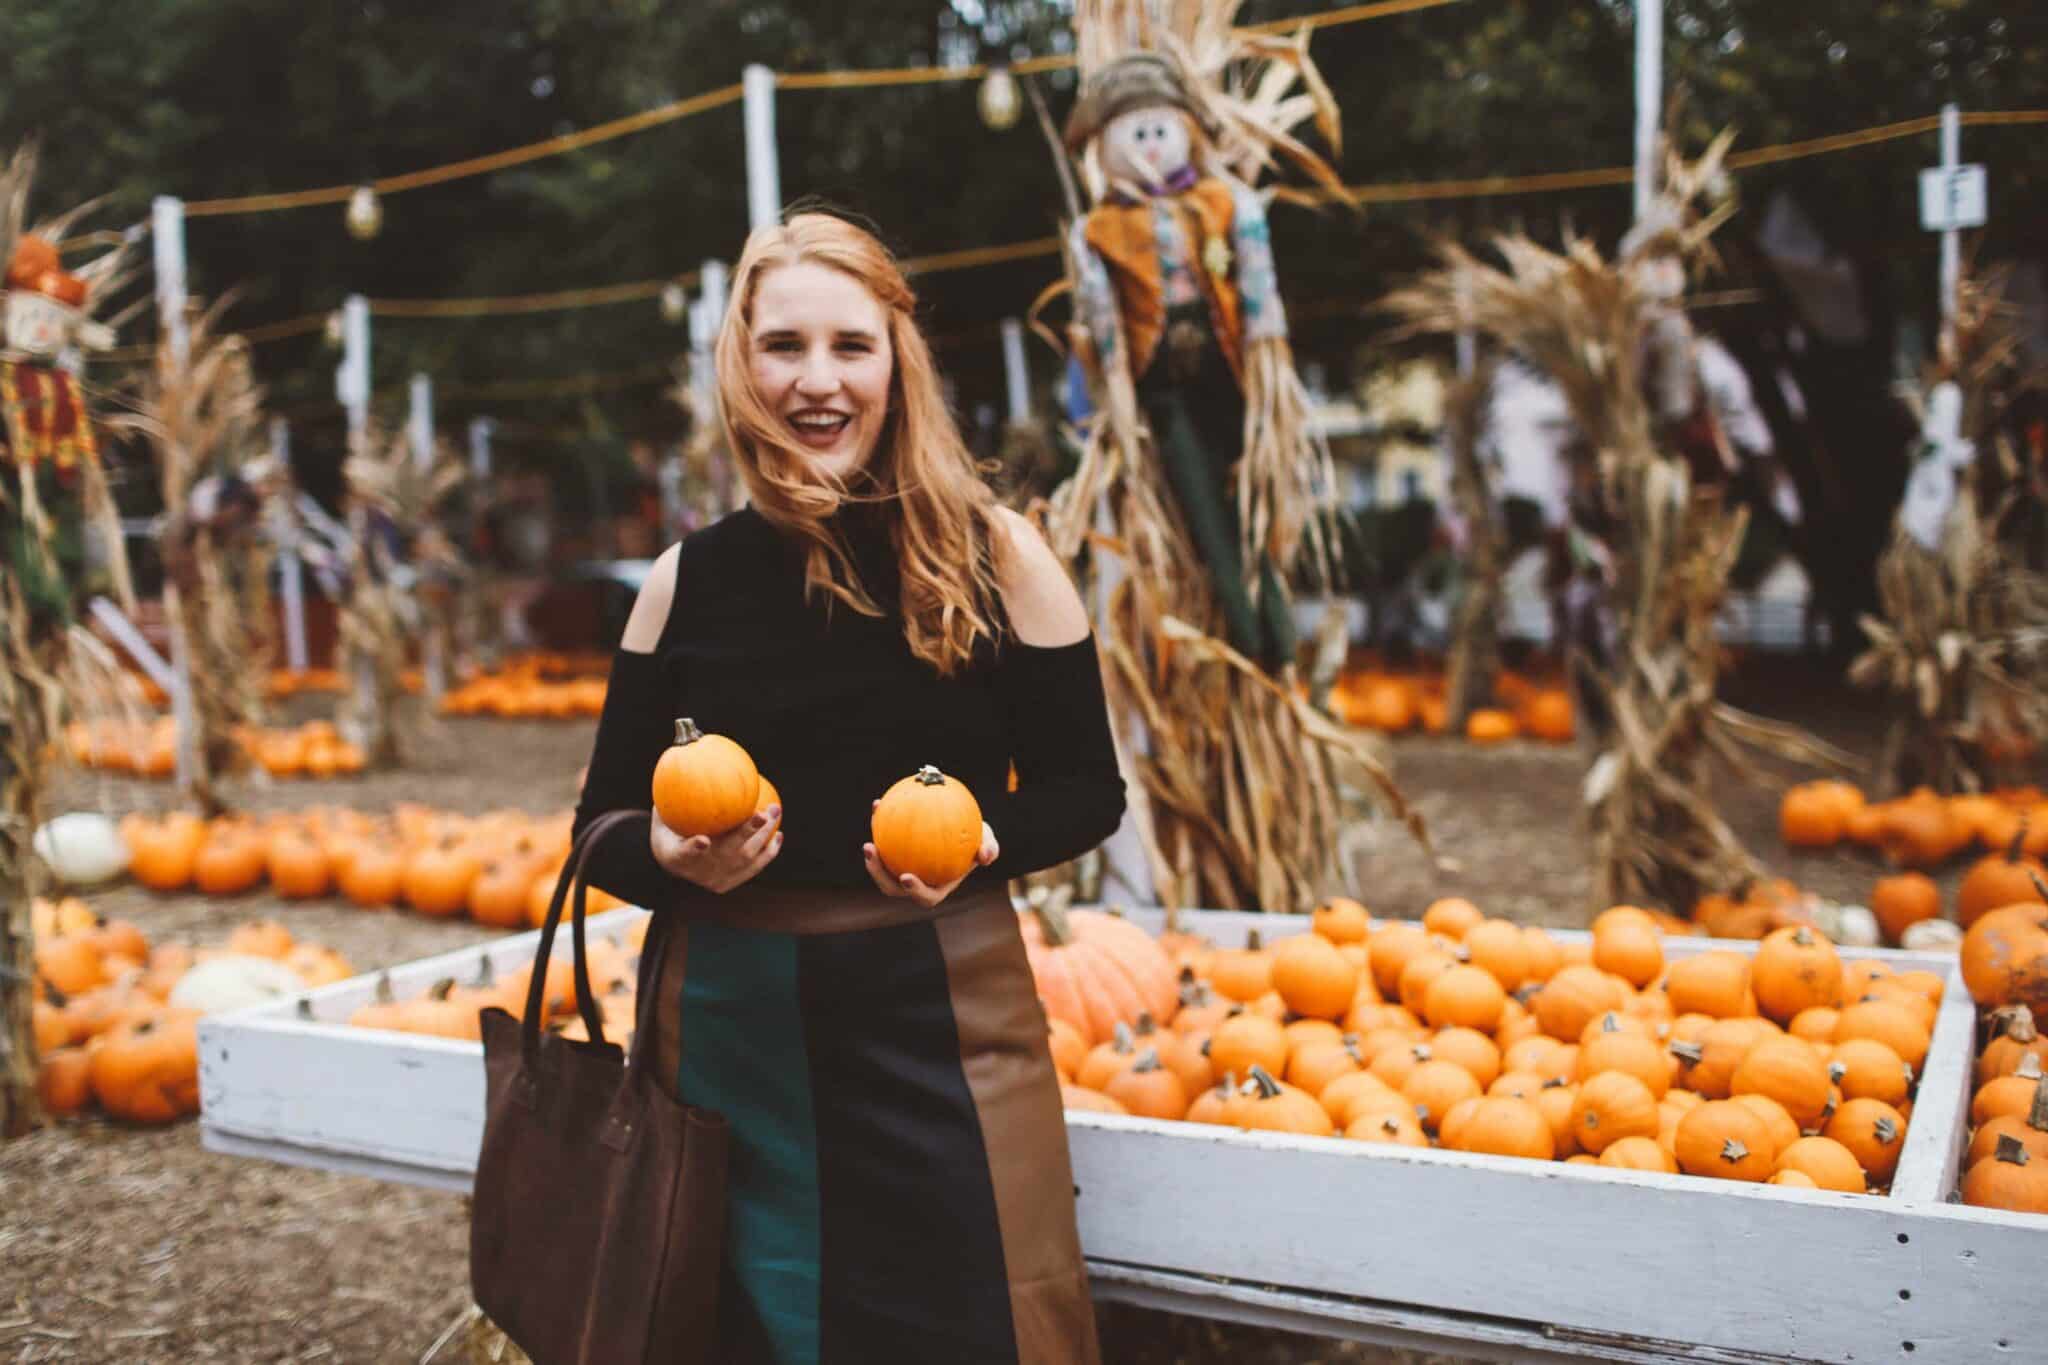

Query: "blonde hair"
left=715, top=212, right=1002, bottom=676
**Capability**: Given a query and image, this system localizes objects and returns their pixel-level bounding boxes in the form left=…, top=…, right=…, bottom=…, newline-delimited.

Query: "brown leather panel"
left=935, top=904, right=1102, bottom=1365
left=664, top=878, right=1010, bottom=936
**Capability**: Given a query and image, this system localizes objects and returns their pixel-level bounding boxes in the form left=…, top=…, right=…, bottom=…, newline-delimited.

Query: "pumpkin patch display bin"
left=197, top=907, right=2048, bottom=1362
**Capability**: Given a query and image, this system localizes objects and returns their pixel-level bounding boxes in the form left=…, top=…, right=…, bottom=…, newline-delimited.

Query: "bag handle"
left=522, top=809, right=647, bottom=1067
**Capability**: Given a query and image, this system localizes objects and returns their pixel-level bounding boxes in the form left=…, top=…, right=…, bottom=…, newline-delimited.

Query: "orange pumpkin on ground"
left=1870, top=873, right=1942, bottom=945
left=90, top=1009, right=202, bottom=1124
left=1956, top=844, right=2048, bottom=929
left=1019, top=901, right=1177, bottom=1045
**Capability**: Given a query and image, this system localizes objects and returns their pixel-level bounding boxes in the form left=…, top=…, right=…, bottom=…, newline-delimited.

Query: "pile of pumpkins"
left=346, top=916, right=650, bottom=1044
left=1779, top=779, right=2048, bottom=868
left=118, top=804, right=614, bottom=928
left=29, top=898, right=352, bottom=1125
left=1030, top=896, right=1939, bottom=1195
left=1326, top=667, right=1575, bottom=745
left=438, top=654, right=612, bottom=720
left=64, top=717, right=368, bottom=781
left=1964, top=1005, right=2048, bottom=1212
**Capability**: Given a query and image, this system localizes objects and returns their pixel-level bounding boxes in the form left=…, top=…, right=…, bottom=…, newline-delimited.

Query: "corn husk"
left=1385, top=137, right=1827, bottom=913
left=1851, top=264, right=2048, bottom=793
left=338, top=423, right=466, bottom=767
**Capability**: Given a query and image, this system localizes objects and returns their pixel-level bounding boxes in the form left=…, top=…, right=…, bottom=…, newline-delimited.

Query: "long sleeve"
left=570, top=647, right=708, bottom=911
left=980, top=636, right=1127, bottom=879
left=1228, top=180, right=1288, bottom=345
left=1069, top=218, right=1124, bottom=380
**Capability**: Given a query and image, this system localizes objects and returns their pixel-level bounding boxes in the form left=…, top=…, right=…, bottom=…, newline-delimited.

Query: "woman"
left=573, top=212, right=1122, bottom=1365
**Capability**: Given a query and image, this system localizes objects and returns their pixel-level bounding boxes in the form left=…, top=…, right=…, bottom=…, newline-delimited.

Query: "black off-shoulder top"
left=572, top=503, right=1126, bottom=909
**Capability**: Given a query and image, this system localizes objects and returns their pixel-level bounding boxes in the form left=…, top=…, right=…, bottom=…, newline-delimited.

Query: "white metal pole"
left=271, top=417, right=309, bottom=672
left=151, top=196, right=189, bottom=368
left=408, top=373, right=433, bottom=470
left=1000, top=319, right=1030, bottom=425
left=1633, top=0, right=1664, bottom=222
left=690, top=259, right=729, bottom=410
left=336, top=295, right=370, bottom=439
left=1940, top=102, right=1961, bottom=341
left=743, top=65, right=783, bottom=232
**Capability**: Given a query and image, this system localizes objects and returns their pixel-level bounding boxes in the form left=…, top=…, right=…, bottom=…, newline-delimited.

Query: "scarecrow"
left=1047, top=2, right=1424, bottom=913
left=1, top=145, right=134, bottom=1135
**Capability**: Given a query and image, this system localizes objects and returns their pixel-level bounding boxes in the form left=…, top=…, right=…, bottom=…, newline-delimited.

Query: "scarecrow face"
left=3, top=290, right=78, bottom=358
left=1100, top=104, right=1193, bottom=190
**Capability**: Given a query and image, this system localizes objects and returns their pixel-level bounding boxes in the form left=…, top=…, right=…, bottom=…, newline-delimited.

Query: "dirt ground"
left=0, top=665, right=2016, bottom=1364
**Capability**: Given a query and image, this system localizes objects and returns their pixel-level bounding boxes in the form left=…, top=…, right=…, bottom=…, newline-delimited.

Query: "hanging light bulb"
left=323, top=309, right=345, bottom=349
left=978, top=65, right=1022, bottom=132
left=660, top=281, right=688, bottom=324
left=345, top=184, right=383, bottom=241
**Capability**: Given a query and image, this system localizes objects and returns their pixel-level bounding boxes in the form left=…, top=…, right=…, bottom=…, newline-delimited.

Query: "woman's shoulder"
left=985, top=506, right=1090, bottom=648
left=619, top=509, right=777, bottom=651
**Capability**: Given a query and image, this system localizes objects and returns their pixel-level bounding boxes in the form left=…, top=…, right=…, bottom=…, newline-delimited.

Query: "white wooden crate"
left=198, top=910, right=2045, bottom=1364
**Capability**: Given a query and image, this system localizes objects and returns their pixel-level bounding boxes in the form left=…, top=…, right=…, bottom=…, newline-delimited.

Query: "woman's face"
left=748, top=261, right=895, bottom=482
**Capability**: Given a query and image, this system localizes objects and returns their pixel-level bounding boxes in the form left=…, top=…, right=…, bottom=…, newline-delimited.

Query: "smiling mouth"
left=788, top=410, right=853, bottom=448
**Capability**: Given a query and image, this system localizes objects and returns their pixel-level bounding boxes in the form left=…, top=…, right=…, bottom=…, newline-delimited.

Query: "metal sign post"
left=1918, top=104, right=1986, bottom=344
left=271, top=417, right=309, bottom=671
left=743, top=65, right=782, bottom=232
left=1632, top=0, right=1663, bottom=222
left=335, top=295, right=370, bottom=439
left=1000, top=319, right=1030, bottom=425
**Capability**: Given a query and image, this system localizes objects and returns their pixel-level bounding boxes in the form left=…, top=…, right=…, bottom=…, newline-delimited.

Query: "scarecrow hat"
left=5, top=235, right=88, bottom=308
left=1063, top=53, right=1215, bottom=153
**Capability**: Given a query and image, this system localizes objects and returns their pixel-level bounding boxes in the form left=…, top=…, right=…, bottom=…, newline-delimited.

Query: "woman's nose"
left=796, top=347, right=839, bottom=395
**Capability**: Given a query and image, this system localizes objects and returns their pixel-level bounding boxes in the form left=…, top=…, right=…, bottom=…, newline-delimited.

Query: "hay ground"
left=0, top=662, right=2011, bottom=1363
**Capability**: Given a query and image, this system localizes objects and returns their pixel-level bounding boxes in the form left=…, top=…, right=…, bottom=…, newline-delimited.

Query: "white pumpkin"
left=32, top=811, right=129, bottom=886
left=1830, top=904, right=1882, bottom=949
left=1901, top=918, right=1964, bottom=953
left=168, top=954, right=308, bottom=1014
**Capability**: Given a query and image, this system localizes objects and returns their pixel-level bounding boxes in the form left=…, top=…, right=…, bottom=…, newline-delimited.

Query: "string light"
left=978, top=66, right=1022, bottom=131
left=345, top=185, right=383, bottom=240
left=660, top=281, right=688, bottom=323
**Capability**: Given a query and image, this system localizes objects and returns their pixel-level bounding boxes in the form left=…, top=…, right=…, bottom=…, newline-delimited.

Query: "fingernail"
left=766, top=805, right=781, bottom=819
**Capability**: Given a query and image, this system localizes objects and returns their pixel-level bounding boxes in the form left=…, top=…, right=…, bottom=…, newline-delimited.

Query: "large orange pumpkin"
left=1019, top=901, right=1178, bottom=1045
left=90, top=1008, right=202, bottom=1124
left=1956, top=845, right=2048, bottom=929
left=1961, top=904, right=2048, bottom=1011
left=870, top=765, right=983, bottom=888
left=650, top=717, right=759, bottom=836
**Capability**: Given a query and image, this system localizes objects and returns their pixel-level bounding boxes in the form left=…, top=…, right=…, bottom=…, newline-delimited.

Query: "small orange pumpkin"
left=1824, top=1097, right=1907, bottom=1185
left=90, top=1008, right=202, bottom=1124
left=1674, top=1099, right=1776, bottom=1181
left=1870, top=873, right=1942, bottom=945
left=870, top=765, right=983, bottom=887
left=1569, top=1070, right=1660, bottom=1155
left=650, top=717, right=760, bottom=837
left=1270, top=933, right=1360, bottom=1021
left=1773, top=1135, right=1866, bottom=1193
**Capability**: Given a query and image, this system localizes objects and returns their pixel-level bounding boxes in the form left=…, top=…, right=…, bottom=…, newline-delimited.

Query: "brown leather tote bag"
left=470, top=809, right=727, bottom=1364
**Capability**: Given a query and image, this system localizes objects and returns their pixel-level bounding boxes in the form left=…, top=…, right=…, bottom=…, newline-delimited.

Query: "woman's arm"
left=572, top=544, right=781, bottom=906
left=978, top=508, right=1127, bottom=878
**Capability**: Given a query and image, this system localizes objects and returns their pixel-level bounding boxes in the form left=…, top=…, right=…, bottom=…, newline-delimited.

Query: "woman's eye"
left=765, top=339, right=802, bottom=354
left=836, top=341, right=871, bottom=355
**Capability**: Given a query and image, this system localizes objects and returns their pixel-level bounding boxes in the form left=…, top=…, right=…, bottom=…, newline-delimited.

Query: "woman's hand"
left=651, top=805, right=782, bottom=893
left=862, top=811, right=999, bottom=909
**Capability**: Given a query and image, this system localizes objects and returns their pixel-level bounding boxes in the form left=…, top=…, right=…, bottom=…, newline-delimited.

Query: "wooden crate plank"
left=1065, top=1112, right=2033, bottom=1362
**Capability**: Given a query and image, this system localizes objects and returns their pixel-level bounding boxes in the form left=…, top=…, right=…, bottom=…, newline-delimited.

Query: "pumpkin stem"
left=1598, top=1012, right=1622, bottom=1034
left=1873, top=1116, right=1900, bottom=1145
left=2008, top=813, right=2029, bottom=866
left=2020, top=1053, right=2045, bottom=1082
left=1246, top=1064, right=1283, bottom=1099
left=1245, top=928, right=1263, bottom=951
left=2029, top=1075, right=2048, bottom=1133
left=1669, top=1041, right=1704, bottom=1066
left=1033, top=895, right=1075, bottom=948
left=1112, top=1020, right=1134, bottom=1053
left=1720, top=1138, right=1750, bottom=1164
left=1996, top=1004, right=2038, bottom=1044
left=1828, top=1061, right=1847, bottom=1086
left=1994, top=1133, right=2031, bottom=1166
left=913, top=764, right=946, bottom=786
left=1130, top=1048, right=1162, bottom=1074
left=1133, top=1011, right=1157, bottom=1037
left=672, top=717, right=704, bottom=746
left=428, top=977, right=457, bottom=1001
left=1341, top=1034, right=1363, bottom=1066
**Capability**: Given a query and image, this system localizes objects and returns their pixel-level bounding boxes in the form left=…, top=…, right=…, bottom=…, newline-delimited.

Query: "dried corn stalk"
left=1441, top=358, right=1504, bottom=729
left=116, top=305, right=270, bottom=813
left=1387, top=138, right=1830, bottom=913
left=0, top=143, right=134, bottom=1136
left=338, top=424, right=465, bottom=767
left=1851, top=265, right=2048, bottom=794
left=1049, top=0, right=1423, bottom=912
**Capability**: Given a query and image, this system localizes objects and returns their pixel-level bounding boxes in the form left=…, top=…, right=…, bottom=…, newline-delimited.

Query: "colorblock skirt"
left=643, top=881, right=1100, bottom=1365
